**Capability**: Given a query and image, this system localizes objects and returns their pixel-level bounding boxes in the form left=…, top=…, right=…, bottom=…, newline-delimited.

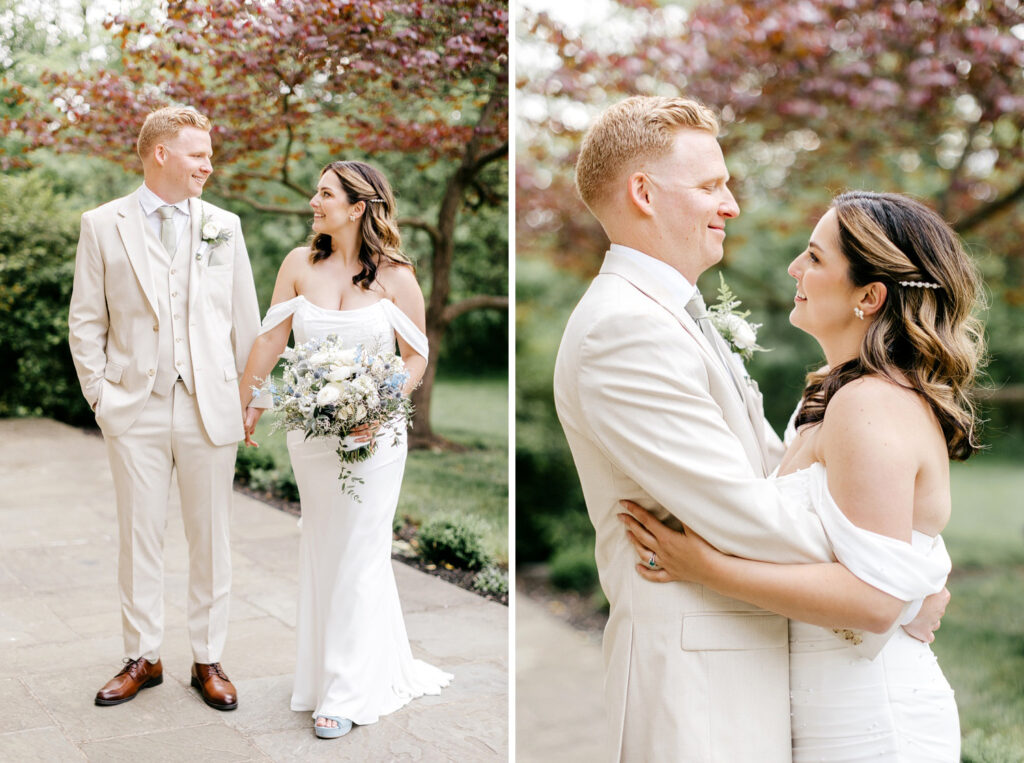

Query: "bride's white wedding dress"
left=259, top=295, right=452, bottom=726
left=774, top=462, right=959, bottom=762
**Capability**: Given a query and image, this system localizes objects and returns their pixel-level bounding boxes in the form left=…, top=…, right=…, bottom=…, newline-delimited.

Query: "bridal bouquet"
left=260, top=334, right=412, bottom=497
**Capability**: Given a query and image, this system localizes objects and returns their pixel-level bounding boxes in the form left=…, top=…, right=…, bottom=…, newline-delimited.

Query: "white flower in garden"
left=316, top=385, right=341, bottom=406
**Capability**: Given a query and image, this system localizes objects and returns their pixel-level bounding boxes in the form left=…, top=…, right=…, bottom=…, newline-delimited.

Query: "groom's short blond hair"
left=575, top=96, right=720, bottom=213
left=137, top=106, right=211, bottom=161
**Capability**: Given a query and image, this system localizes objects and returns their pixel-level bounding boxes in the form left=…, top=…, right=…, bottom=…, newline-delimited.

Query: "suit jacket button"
left=152, top=325, right=159, bottom=332
left=147, top=369, right=155, bottom=377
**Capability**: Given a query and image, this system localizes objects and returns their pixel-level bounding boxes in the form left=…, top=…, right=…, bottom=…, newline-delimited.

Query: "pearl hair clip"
left=368, top=197, right=385, bottom=203
left=898, top=280, right=941, bottom=289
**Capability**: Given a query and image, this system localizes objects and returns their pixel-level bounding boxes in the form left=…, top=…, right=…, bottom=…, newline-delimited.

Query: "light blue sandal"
left=313, top=715, right=353, bottom=739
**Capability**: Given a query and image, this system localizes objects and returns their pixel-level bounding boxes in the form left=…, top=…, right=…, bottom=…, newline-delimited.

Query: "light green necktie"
left=157, top=205, right=176, bottom=255
left=685, top=290, right=744, bottom=398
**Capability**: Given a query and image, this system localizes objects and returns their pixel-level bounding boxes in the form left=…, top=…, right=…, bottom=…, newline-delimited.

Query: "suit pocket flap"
left=223, top=363, right=238, bottom=381
left=104, top=361, right=124, bottom=383
left=681, top=612, right=787, bottom=651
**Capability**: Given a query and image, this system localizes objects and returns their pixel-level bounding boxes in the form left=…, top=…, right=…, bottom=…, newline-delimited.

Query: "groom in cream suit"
left=553, top=96, right=841, bottom=761
left=69, top=107, right=261, bottom=710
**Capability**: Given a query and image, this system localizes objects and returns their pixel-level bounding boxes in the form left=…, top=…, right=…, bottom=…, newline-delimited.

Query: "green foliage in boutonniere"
left=707, top=273, right=769, bottom=362
left=196, top=212, right=232, bottom=261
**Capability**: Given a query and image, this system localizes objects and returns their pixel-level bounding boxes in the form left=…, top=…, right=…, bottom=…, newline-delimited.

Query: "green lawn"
left=246, top=373, right=509, bottom=564
left=936, top=456, right=1024, bottom=761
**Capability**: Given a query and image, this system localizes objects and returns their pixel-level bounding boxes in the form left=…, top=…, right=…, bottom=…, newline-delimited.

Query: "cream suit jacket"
left=68, top=191, right=261, bottom=446
left=553, top=249, right=835, bottom=762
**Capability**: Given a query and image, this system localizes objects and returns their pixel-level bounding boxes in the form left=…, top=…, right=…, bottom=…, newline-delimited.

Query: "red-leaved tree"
left=4, top=0, right=509, bottom=448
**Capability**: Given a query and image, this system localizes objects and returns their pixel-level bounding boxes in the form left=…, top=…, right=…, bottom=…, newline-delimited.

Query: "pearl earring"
left=854, top=307, right=865, bottom=320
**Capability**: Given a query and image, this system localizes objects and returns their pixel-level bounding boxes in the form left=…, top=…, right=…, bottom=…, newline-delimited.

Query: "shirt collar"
left=608, top=243, right=696, bottom=307
left=138, top=184, right=190, bottom=217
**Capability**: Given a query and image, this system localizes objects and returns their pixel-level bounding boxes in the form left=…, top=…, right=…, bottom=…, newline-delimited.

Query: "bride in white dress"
left=621, top=191, right=984, bottom=761
left=239, top=160, right=451, bottom=739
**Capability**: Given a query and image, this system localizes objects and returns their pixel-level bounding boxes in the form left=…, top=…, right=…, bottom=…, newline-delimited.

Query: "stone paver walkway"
left=0, top=419, right=507, bottom=762
left=515, top=588, right=603, bottom=763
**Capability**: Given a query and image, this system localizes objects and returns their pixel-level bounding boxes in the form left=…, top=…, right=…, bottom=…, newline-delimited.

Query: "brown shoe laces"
left=206, top=662, right=230, bottom=681
left=119, top=657, right=149, bottom=679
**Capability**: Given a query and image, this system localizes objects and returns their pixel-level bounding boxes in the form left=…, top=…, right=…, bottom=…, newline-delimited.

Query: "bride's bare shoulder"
left=824, top=375, right=931, bottom=435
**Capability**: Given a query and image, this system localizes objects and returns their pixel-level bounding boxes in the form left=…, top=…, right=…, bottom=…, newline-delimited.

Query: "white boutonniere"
left=708, top=274, right=769, bottom=362
left=195, top=212, right=232, bottom=262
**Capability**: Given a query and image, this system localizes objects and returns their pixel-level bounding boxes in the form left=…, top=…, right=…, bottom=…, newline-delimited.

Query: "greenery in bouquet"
left=260, top=333, right=413, bottom=498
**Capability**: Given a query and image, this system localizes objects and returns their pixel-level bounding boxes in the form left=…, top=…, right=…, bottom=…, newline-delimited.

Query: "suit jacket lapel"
left=187, top=197, right=203, bottom=315
left=115, top=192, right=158, bottom=317
left=598, top=250, right=720, bottom=362
left=599, top=249, right=770, bottom=476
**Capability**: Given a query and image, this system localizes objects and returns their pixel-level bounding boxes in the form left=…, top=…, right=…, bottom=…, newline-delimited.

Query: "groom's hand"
left=902, top=587, right=950, bottom=644
left=243, top=406, right=263, bottom=447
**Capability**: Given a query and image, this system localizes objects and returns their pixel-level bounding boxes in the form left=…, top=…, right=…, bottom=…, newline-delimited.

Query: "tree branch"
left=938, top=119, right=980, bottom=219
left=215, top=190, right=309, bottom=215
left=953, top=178, right=1024, bottom=233
left=397, top=216, right=441, bottom=247
left=228, top=170, right=309, bottom=198
left=471, top=140, right=509, bottom=175
left=441, top=294, right=509, bottom=324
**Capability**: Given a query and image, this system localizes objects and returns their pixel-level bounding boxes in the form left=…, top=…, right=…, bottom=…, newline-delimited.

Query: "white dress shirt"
left=137, top=184, right=190, bottom=252
left=608, top=243, right=697, bottom=308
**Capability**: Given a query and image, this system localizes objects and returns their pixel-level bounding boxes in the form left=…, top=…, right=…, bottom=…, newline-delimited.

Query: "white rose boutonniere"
left=707, top=273, right=769, bottom=362
left=196, top=212, right=232, bottom=262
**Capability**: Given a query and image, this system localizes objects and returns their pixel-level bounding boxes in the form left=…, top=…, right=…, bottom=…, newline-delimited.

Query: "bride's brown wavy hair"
left=309, top=160, right=412, bottom=288
left=794, top=191, right=986, bottom=461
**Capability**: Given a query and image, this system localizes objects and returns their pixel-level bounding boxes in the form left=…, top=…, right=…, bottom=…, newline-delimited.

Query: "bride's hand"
left=618, top=501, right=721, bottom=585
left=348, top=421, right=381, bottom=445
left=902, top=587, right=950, bottom=644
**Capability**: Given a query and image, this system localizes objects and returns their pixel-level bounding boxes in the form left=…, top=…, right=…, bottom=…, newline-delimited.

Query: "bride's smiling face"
left=309, top=170, right=363, bottom=236
left=788, top=208, right=860, bottom=340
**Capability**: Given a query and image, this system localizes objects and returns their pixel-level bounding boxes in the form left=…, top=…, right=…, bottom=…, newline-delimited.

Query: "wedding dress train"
left=259, top=295, right=452, bottom=726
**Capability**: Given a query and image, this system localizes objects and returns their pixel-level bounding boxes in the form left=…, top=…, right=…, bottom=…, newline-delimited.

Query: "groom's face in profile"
left=644, top=129, right=738, bottom=279
left=153, top=126, right=214, bottom=202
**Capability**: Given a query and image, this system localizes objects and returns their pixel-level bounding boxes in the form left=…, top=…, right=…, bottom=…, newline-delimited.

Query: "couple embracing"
left=554, top=96, right=983, bottom=761
left=68, top=106, right=450, bottom=740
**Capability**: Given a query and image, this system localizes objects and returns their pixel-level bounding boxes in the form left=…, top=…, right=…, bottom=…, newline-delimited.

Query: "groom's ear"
left=858, top=282, right=887, bottom=317
left=627, top=172, right=655, bottom=217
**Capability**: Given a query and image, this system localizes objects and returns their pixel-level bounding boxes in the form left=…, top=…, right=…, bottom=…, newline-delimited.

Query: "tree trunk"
left=408, top=73, right=508, bottom=450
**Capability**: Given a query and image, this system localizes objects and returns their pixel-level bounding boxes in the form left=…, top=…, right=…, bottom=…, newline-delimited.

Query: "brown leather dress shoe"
left=95, top=657, right=163, bottom=706
left=191, top=662, right=238, bottom=711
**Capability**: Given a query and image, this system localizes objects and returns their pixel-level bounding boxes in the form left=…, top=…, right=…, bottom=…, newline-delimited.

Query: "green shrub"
left=473, top=564, right=509, bottom=596
left=235, top=444, right=276, bottom=481
left=417, top=514, right=492, bottom=571
left=549, top=541, right=599, bottom=593
left=0, top=173, right=92, bottom=424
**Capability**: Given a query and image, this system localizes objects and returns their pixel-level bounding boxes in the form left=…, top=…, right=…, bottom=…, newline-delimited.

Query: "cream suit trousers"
left=105, top=380, right=235, bottom=664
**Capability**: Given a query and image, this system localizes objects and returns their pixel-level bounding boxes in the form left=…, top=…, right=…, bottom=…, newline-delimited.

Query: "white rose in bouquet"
left=316, top=385, right=341, bottom=406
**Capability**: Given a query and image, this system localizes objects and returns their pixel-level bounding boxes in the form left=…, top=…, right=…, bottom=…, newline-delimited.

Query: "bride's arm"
left=380, top=263, right=427, bottom=395
left=622, top=378, right=921, bottom=633
left=621, top=508, right=903, bottom=632
left=238, top=250, right=304, bottom=440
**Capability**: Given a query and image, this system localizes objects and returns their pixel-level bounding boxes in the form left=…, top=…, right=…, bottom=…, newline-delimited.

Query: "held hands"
left=617, top=501, right=721, bottom=585
left=902, top=587, right=950, bottom=644
left=243, top=406, right=263, bottom=447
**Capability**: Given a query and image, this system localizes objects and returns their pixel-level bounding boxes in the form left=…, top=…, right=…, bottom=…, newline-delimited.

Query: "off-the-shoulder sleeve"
left=379, top=299, right=428, bottom=360
left=806, top=463, right=951, bottom=601
left=258, top=296, right=302, bottom=336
